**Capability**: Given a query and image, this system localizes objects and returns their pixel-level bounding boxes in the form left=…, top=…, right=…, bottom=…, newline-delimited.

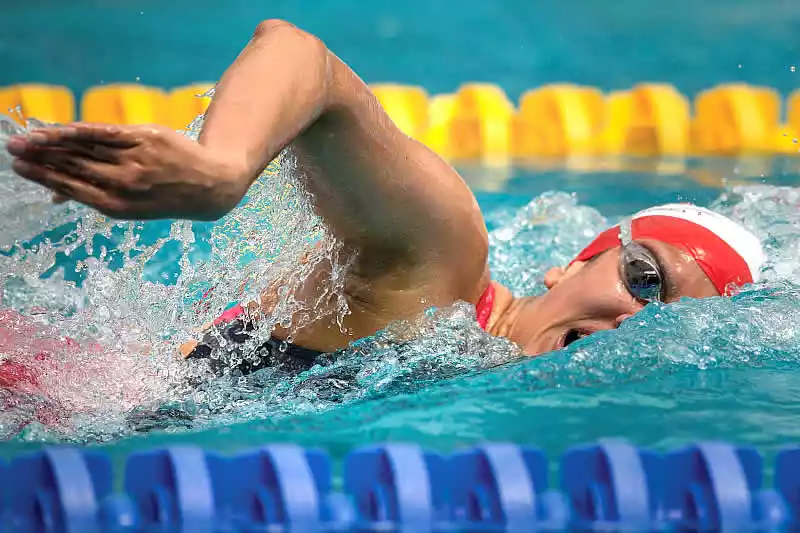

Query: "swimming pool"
left=2, top=3, right=800, bottom=531
left=2, top=141, right=800, bottom=477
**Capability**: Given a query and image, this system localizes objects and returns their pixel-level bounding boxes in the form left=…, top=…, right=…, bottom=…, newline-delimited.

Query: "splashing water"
left=189, top=183, right=800, bottom=458
left=160, top=182, right=800, bottom=454
left=486, top=191, right=608, bottom=296
left=61, top=182, right=800, bottom=458
left=1, top=107, right=800, bottom=449
left=0, top=109, right=352, bottom=441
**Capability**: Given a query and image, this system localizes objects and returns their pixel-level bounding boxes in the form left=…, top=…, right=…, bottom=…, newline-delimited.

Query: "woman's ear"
left=544, top=261, right=586, bottom=289
left=544, top=267, right=564, bottom=289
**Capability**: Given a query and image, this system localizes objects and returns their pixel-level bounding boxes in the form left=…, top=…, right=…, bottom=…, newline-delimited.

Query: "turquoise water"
left=2, top=0, right=799, bottom=99
left=2, top=145, right=800, bottom=473
left=2, top=0, right=800, bottom=472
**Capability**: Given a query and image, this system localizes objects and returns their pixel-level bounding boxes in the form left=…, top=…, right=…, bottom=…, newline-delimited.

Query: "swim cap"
left=573, top=203, right=766, bottom=295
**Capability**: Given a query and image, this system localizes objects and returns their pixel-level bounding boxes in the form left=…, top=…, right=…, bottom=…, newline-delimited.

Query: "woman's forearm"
left=197, top=20, right=332, bottom=185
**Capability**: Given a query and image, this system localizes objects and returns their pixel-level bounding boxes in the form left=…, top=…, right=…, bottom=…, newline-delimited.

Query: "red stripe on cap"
left=573, top=226, right=622, bottom=264
left=631, top=216, right=752, bottom=295
left=572, top=216, right=752, bottom=295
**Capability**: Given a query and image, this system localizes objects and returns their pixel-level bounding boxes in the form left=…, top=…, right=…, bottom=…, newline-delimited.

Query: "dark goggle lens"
left=621, top=244, right=663, bottom=303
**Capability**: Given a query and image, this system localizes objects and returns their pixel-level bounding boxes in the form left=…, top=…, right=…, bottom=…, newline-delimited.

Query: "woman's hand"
left=6, top=123, right=249, bottom=221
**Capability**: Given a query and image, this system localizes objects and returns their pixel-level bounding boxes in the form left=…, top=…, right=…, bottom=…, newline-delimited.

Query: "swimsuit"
left=188, top=282, right=497, bottom=376
left=0, top=283, right=496, bottom=432
left=0, top=284, right=496, bottom=386
left=185, top=314, right=326, bottom=375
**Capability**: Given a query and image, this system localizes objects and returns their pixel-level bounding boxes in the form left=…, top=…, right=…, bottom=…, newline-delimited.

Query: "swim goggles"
left=619, top=241, right=664, bottom=303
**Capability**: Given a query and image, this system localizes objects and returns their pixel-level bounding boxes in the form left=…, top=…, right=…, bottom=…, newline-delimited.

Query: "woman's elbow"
left=252, top=19, right=296, bottom=38
left=252, top=19, right=325, bottom=52
left=252, top=20, right=330, bottom=77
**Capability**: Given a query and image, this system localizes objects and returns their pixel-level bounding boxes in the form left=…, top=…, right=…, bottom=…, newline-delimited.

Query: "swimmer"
left=5, top=20, right=765, bottom=373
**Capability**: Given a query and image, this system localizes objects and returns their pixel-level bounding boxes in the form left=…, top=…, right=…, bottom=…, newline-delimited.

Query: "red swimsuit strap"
left=475, top=283, right=496, bottom=331
left=213, top=303, right=246, bottom=325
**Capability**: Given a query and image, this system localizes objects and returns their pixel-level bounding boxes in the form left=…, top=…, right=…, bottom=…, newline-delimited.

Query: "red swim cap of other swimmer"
left=573, top=203, right=766, bottom=295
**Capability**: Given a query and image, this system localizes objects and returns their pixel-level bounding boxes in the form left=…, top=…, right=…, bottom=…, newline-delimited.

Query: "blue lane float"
left=560, top=439, right=661, bottom=529
left=124, top=446, right=229, bottom=533
left=664, top=442, right=789, bottom=531
left=449, top=443, right=569, bottom=532
left=344, top=444, right=448, bottom=533
left=230, top=444, right=340, bottom=532
left=776, top=447, right=800, bottom=526
left=7, top=447, right=113, bottom=533
left=2, top=440, right=800, bottom=532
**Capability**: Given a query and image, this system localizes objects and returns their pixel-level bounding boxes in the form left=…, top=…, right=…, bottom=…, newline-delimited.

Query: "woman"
left=5, top=20, right=764, bottom=375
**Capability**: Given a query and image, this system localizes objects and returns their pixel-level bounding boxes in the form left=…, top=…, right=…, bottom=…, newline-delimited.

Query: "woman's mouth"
left=557, top=328, right=591, bottom=350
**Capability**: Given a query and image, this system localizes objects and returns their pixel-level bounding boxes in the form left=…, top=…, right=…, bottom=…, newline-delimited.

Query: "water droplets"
left=1, top=100, right=799, bottom=445
left=0, top=110, right=353, bottom=441
left=486, top=192, right=607, bottom=296
left=618, top=216, right=633, bottom=246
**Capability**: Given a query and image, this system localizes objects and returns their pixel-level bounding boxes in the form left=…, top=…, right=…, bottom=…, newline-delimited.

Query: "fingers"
left=5, top=123, right=140, bottom=162
left=11, top=159, right=113, bottom=212
left=7, top=134, right=120, bottom=165
left=31, top=123, right=139, bottom=148
left=56, top=140, right=121, bottom=163
left=23, top=149, right=122, bottom=189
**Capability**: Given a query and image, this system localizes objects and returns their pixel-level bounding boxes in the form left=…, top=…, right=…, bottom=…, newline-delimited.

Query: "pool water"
left=2, top=110, right=800, bottom=471
left=3, top=0, right=799, bottom=103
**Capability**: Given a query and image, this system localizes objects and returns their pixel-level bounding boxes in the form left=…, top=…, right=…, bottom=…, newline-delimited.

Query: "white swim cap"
left=573, top=203, right=766, bottom=295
